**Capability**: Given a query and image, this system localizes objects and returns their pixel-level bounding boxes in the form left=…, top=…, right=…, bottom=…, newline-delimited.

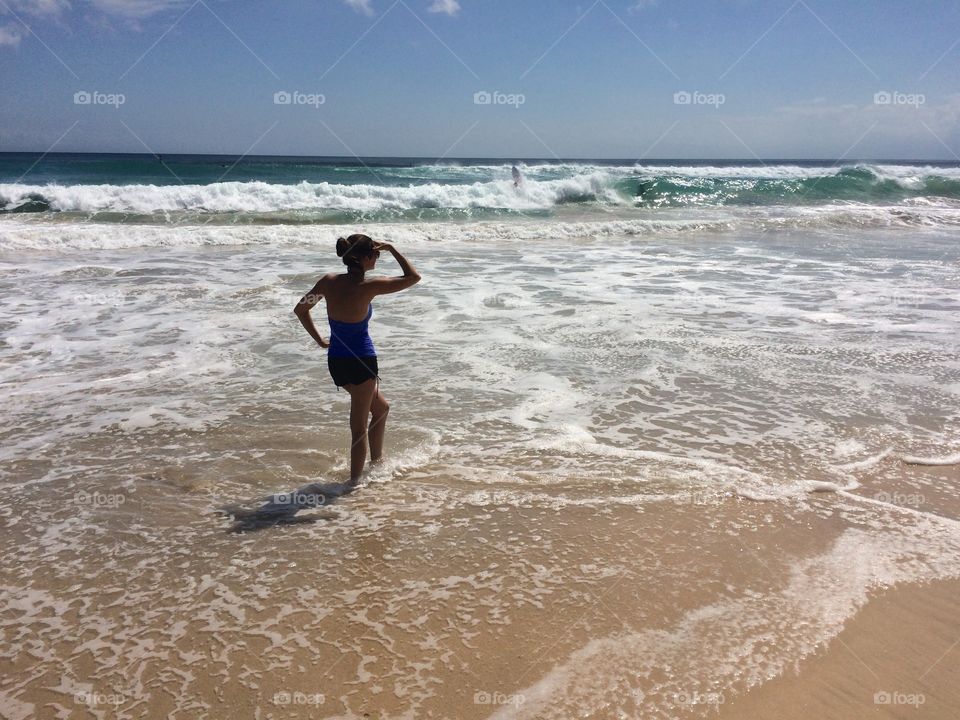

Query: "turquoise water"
left=2, top=154, right=960, bottom=228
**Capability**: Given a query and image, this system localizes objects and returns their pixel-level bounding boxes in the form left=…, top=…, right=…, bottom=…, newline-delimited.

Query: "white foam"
left=0, top=173, right=625, bottom=215
left=491, top=520, right=960, bottom=719
left=417, top=161, right=960, bottom=181
left=633, top=162, right=960, bottom=181
left=832, top=439, right=866, bottom=459
left=4, top=200, right=960, bottom=251
left=901, top=452, right=960, bottom=466
left=834, top=448, right=894, bottom=471
left=836, top=450, right=960, bottom=470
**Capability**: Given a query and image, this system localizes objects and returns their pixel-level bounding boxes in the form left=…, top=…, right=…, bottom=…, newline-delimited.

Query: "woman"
left=294, top=234, right=421, bottom=484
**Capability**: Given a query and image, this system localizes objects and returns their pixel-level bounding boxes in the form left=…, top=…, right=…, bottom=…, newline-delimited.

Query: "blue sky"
left=1, top=0, right=958, bottom=159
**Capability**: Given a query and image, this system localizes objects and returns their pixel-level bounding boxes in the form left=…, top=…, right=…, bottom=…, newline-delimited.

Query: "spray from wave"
left=2, top=163, right=960, bottom=225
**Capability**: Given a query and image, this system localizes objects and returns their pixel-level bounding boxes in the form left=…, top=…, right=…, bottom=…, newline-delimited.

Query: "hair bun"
left=336, top=233, right=374, bottom=268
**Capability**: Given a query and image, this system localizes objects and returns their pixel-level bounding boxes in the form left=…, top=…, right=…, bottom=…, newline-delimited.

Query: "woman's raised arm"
left=367, top=243, right=421, bottom=295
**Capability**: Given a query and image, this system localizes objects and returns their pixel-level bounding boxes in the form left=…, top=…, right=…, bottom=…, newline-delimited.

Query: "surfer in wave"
left=294, top=234, right=421, bottom=484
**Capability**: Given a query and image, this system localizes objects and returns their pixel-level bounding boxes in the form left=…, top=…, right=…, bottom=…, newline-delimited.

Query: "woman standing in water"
left=294, top=234, right=421, bottom=484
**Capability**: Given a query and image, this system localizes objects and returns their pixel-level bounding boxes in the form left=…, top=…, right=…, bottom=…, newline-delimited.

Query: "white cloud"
left=86, top=0, right=192, bottom=19
left=1, top=0, right=71, bottom=18
left=0, top=2, right=63, bottom=51
left=629, top=0, right=658, bottom=11
left=0, top=24, right=23, bottom=47
left=0, top=0, right=190, bottom=21
left=427, top=0, right=459, bottom=16
left=32, top=0, right=72, bottom=15
left=342, top=0, right=374, bottom=16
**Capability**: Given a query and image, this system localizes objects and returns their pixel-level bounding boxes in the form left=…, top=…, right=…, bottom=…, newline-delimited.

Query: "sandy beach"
left=717, top=462, right=960, bottom=720
left=2, top=158, right=959, bottom=719
left=718, top=578, right=960, bottom=720
left=2, top=445, right=958, bottom=718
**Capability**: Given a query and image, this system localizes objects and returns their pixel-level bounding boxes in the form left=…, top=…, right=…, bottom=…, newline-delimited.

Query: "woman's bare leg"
left=368, top=385, right=390, bottom=463
left=343, top=379, right=376, bottom=483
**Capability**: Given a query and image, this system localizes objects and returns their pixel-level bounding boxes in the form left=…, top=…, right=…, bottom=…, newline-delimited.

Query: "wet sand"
left=2, top=455, right=959, bottom=719
left=718, top=578, right=960, bottom=720
left=2, top=231, right=959, bottom=719
left=717, top=461, right=960, bottom=720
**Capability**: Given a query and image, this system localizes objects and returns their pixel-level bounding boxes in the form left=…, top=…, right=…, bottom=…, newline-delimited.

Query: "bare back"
left=320, top=273, right=379, bottom=322
left=296, top=242, right=420, bottom=332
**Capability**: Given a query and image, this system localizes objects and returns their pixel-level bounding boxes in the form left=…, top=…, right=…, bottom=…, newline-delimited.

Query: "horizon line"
left=1, top=151, right=958, bottom=164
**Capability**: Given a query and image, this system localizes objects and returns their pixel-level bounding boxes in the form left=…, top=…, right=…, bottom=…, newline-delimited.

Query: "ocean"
left=2, top=154, right=959, bottom=718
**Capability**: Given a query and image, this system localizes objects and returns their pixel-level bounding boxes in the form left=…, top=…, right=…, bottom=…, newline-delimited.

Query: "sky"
left=0, top=0, right=958, bottom=159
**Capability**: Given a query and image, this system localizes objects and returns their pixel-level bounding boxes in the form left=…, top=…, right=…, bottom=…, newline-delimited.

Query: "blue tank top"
left=327, top=304, right=376, bottom=358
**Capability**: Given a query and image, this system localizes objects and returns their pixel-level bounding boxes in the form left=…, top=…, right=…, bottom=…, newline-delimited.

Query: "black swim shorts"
left=328, top=355, right=379, bottom=388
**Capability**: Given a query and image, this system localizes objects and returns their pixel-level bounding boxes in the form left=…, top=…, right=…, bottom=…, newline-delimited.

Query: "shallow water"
left=1, top=217, right=959, bottom=718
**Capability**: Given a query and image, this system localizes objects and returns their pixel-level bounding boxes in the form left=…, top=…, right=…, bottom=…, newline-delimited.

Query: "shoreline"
left=717, top=577, right=960, bottom=719
left=2, top=222, right=958, bottom=718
